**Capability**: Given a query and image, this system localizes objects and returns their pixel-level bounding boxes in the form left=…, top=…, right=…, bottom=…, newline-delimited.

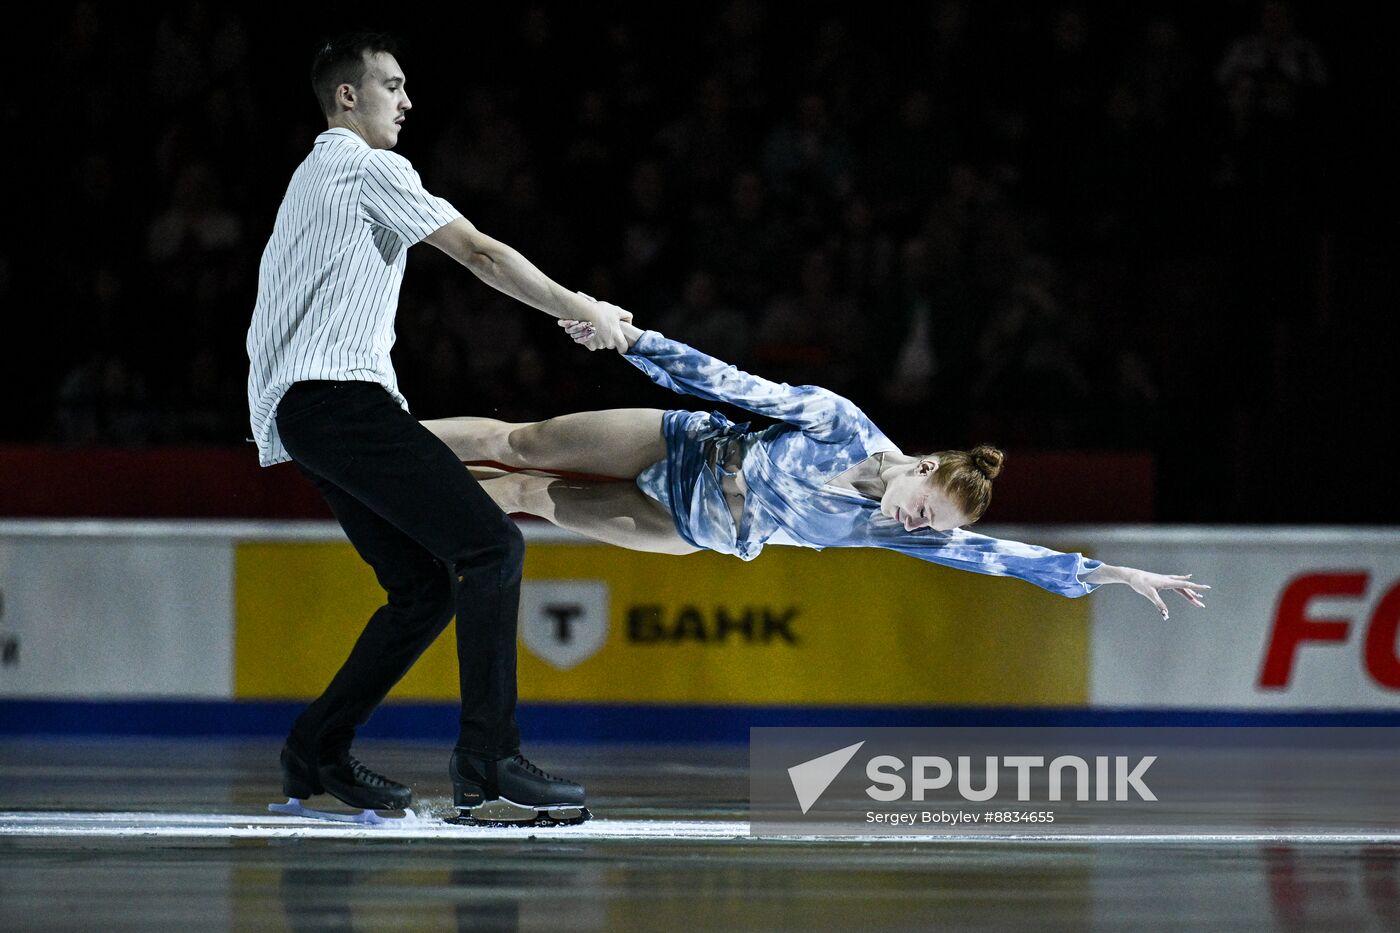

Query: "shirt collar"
left=316, top=126, right=370, bottom=148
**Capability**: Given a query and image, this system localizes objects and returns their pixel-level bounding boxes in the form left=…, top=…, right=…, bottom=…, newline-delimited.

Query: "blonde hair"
left=929, top=444, right=1004, bottom=523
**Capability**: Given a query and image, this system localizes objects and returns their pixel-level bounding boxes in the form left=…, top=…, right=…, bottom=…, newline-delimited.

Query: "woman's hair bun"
left=969, top=444, right=1004, bottom=480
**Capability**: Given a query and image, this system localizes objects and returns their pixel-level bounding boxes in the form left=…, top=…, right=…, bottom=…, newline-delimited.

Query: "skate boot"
left=269, top=741, right=414, bottom=825
left=448, top=748, right=591, bottom=827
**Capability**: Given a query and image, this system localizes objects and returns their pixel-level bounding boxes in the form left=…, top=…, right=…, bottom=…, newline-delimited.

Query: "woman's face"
left=878, top=460, right=971, bottom=533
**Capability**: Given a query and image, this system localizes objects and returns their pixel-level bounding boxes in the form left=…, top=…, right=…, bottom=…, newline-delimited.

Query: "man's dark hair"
left=310, top=32, right=404, bottom=119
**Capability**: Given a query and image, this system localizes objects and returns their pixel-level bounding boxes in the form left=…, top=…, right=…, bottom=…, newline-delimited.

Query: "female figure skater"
left=422, top=314, right=1207, bottom=618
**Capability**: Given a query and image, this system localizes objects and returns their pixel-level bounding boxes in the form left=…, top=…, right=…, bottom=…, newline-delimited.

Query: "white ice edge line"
left=3, top=815, right=1399, bottom=844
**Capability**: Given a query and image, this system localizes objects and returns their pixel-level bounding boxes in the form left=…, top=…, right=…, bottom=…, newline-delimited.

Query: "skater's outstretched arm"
left=560, top=316, right=867, bottom=442
left=888, top=525, right=1105, bottom=598
left=893, top=525, right=1208, bottom=614
left=424, top=219, right=633, bottom=349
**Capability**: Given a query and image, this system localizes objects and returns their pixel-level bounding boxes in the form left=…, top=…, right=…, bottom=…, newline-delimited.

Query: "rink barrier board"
left=1089, top=537, right=1400, bottom=709
left=4, top=521, right=1400, bottom=723
left=233, top=539, right=1091, bottom=707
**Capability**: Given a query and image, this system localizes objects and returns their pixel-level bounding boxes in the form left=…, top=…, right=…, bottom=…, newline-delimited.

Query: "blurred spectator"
left=762, top=92, right=854, bottom=204
left=165, top=344, right=245, bottom=444
left=864, top=90, right=949, bottom=231
left=617, top=160, right=682, bottom=311
left=1212, top=0, right=1330, bottom=420
left=599, top=20, right=664, bottom=143
left=869, top=233, right=978, bottom=421
left=1217, top=2, right=1328, bottom=100
left=432, top=90, right=533, bottom=201
left=513, top=5, right=573, bottom=139
left=1213, top=1, right=1328, bottom=213
left=693, top=170, right=793, bottom=313
left=1134, top=16, right=1195, bottom=133
left=656, top=271, right=752, bottom=367
left=707, top=0, right=771, bottom=131
left=146, top=162, right=243, bottom=263
left=559, top=89, right=626, bottom=240
left=482, top=169, right=580, bottom=283
left=656, top=74, right=745, bottom=206
left=754, top=248, right=861, bottom=394
left=50, top=351, right=154, bottom=445
left=149, top=3, right=212, bottom=106
left=972, top=254, right=1092, bottom=444
left=829, top=196, right=895, bottom=308
left=145, top=160, right=246, bottom=367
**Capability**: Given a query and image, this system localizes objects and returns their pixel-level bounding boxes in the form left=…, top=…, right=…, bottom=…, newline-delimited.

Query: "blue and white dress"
left=623, top=330, right=1103, bottom=598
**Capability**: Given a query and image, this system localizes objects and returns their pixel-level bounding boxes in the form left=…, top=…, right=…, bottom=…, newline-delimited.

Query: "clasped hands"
left=558, top=291, right=633, bottom=351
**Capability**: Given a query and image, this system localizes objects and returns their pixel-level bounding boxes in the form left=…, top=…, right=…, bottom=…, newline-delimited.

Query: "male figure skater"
left=246, top=32, right=629, bottom=823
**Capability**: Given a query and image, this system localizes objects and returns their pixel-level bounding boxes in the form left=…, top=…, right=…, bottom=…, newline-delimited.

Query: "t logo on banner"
left=520, top=581, right=609, bottom=671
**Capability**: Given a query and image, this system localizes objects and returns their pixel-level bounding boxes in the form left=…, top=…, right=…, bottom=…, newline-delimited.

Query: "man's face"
left=344, top=51, right=411, bottom=149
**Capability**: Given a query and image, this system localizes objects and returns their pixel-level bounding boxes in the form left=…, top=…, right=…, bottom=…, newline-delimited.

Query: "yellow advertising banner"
left=235, top=542, right=1089, bottom=706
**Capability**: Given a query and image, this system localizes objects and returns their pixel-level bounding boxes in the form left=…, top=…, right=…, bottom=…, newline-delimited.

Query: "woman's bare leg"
left=472, top=469, right=698, bottom=556
left=422, top=409, right=667, bottom=479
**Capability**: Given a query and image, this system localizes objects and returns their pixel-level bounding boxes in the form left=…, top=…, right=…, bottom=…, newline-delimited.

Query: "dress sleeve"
left=622, top=330, right=858, bottom=438
left=893, top=526, right=1104, bottom=598
left=360, top=150, right=462, bottom=245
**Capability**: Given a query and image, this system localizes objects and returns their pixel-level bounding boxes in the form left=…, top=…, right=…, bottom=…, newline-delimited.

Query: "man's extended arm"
left=424, top=218, right=630, bottom=348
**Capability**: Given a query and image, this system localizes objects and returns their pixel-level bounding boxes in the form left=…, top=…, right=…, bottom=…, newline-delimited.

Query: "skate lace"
left=347, top=755, right=393, bottom=788
left=512, top=754, right=557, bottom=781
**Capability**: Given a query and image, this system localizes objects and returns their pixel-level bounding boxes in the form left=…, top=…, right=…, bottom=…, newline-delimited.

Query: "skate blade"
left=447, top=798, right=592, bottom=828
left=268, top=797, right=417, bottom=826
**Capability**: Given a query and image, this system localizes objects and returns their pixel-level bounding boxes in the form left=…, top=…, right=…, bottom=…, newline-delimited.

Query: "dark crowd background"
left=9, top=0, right=1395, bottom=523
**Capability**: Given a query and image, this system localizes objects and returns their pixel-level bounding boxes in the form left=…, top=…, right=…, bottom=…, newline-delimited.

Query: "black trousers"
left=274, top=380, right=523, bottom=760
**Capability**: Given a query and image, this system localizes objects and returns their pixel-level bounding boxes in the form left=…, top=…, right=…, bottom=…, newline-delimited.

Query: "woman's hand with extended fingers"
left=1085, top=565, right=1211, bottom=619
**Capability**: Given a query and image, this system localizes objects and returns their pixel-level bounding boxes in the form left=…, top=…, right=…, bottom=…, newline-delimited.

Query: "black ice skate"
left=268, top=742, right=417, bottom=825
left=447, top=749, right=591, bottom=827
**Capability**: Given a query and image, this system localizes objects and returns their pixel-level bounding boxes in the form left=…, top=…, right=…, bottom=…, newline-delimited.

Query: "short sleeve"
left=360, top=150, right=462, bottom=245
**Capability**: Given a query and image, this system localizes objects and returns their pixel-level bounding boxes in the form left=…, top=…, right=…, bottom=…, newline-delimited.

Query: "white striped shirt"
left=245, top=126, right=462, bottom=467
